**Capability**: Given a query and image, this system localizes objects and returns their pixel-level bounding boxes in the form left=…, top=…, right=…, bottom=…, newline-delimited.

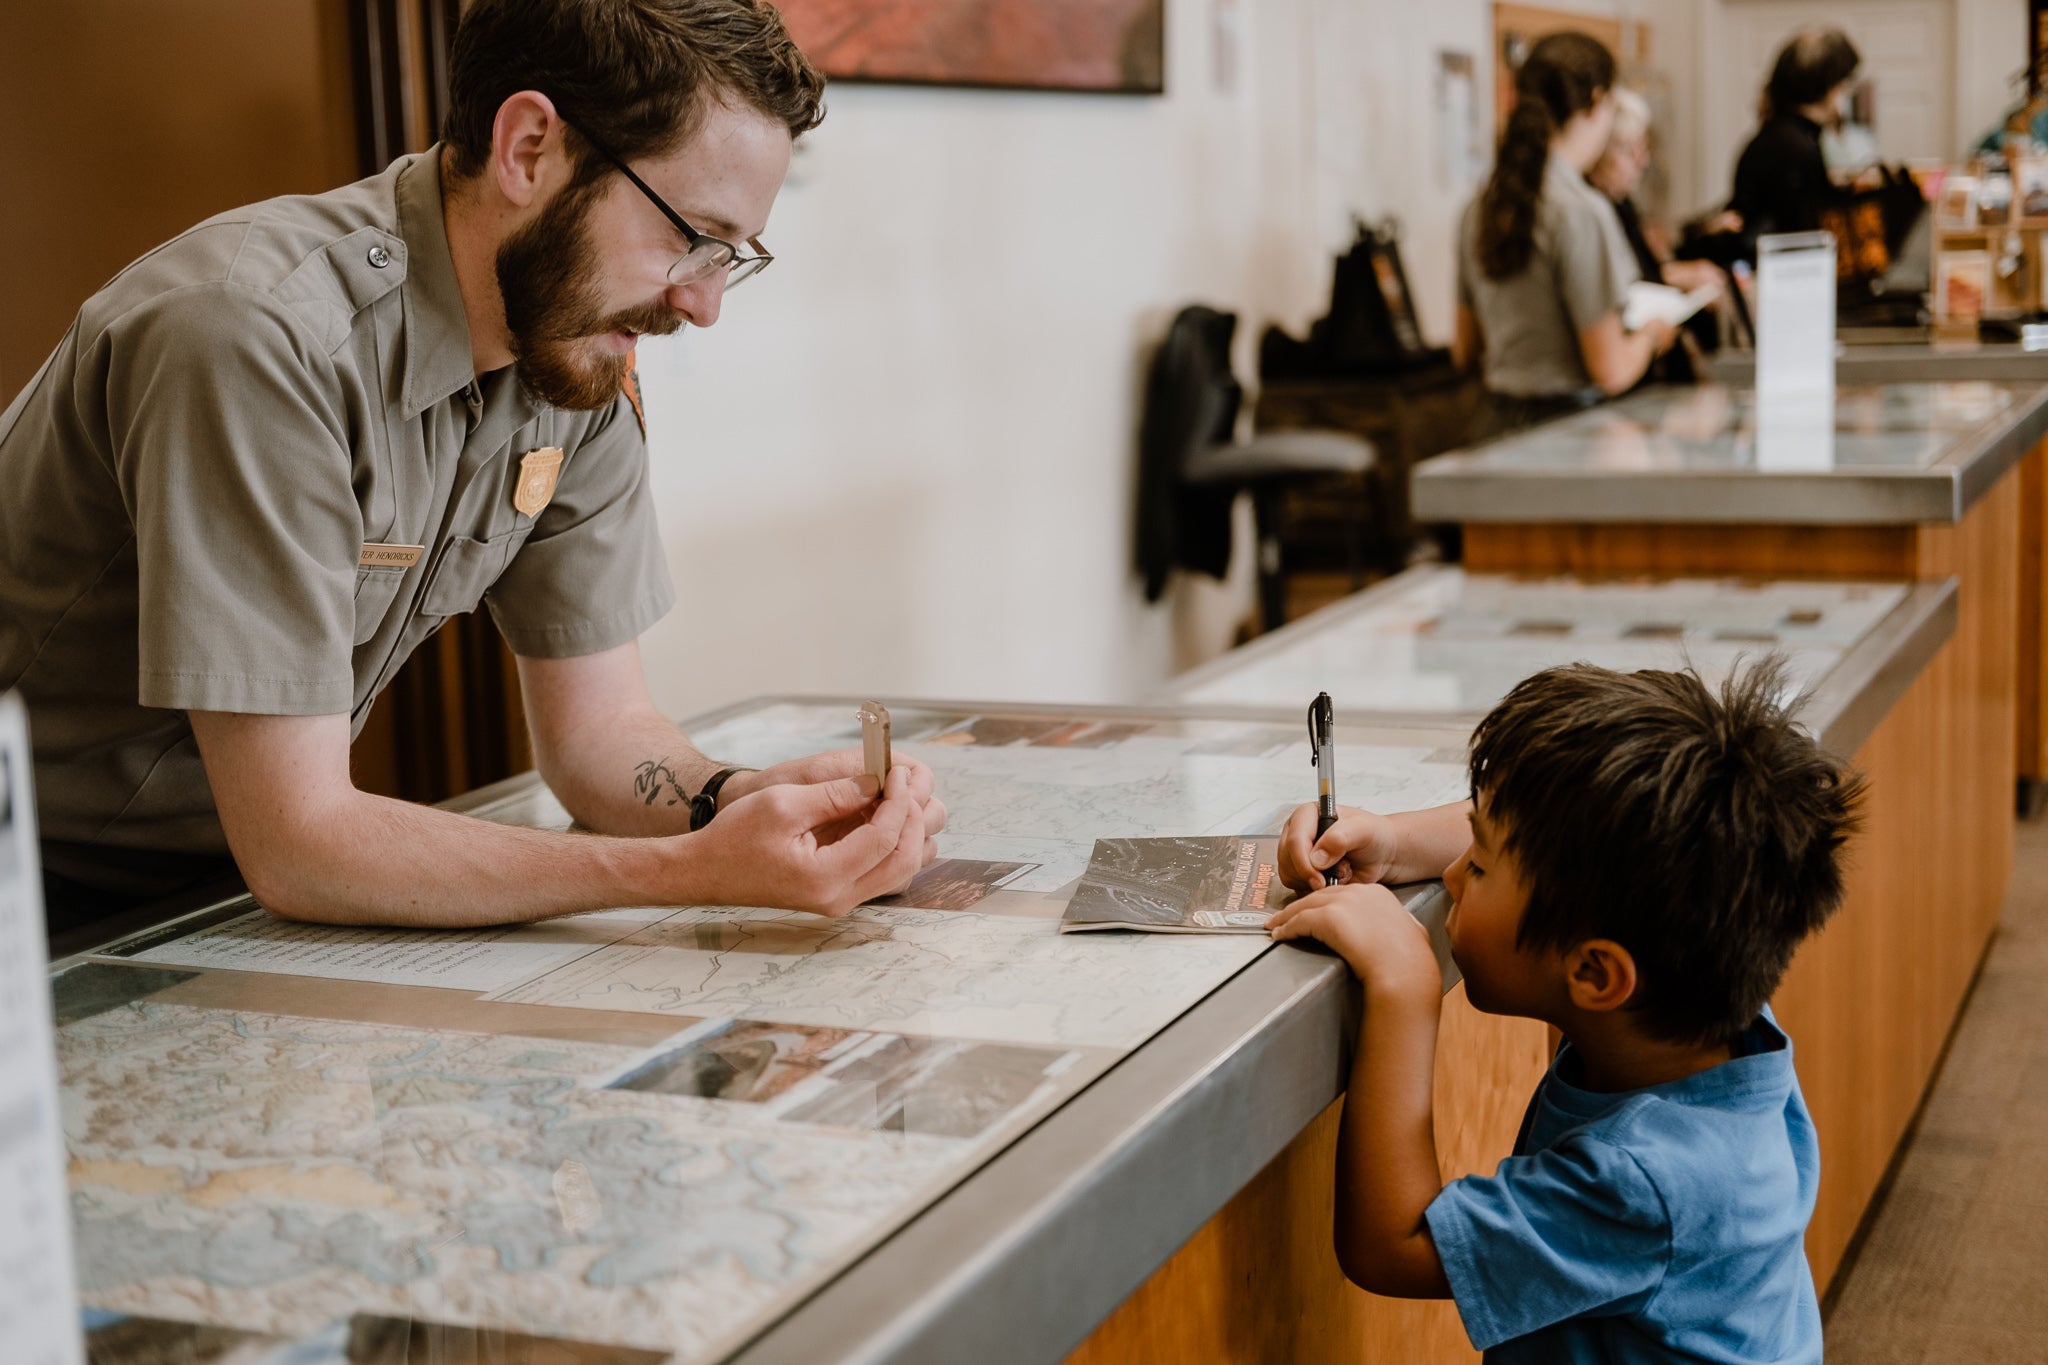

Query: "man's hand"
left=1278, top=803, right=1398, bottom=891
left=687, top=765, right=935, bottom=917
left=719, top=747, right=946, bottom=864
left=1267, top=882, right=1442, bottom=1007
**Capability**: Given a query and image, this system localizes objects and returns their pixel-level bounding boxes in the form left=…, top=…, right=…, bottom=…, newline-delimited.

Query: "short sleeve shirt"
left=1458, top=155, right=1641, bottom=399
left=0, top=148, right=675, bottom=856
left=1423, top=1012, right=1823, bottom=1364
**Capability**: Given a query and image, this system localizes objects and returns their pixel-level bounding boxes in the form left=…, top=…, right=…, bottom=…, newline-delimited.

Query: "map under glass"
left=1175, top=569, right=1907, bottom=716
left=61, top=702, right=1474, bottom=1363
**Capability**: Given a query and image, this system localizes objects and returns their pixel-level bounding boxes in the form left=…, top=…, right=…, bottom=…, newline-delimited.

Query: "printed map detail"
left=65, top=702, right=1476, bottom=1363
left=61, top=1003, right=988, bottom=1362
left=1179, top=570, right=1907, bottom=715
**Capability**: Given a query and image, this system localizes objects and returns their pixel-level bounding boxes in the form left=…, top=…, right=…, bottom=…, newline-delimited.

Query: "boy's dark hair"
left=1468, top=660, right=1864, bottom=1045
left=443, top=0, right=826, bottom=184
left=1763, top=27, right=1860, bottom=121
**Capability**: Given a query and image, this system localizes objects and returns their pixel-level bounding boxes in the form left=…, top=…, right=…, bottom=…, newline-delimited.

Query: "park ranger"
left=0, top=0, right=944, bottom=939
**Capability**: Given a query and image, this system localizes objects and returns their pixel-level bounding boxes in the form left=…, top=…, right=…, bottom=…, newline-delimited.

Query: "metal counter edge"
left=1409, top=381, right=2048, bottom=526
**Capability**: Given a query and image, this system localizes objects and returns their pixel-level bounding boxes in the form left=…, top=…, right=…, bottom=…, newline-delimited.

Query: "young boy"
left=1267, top=661, right=1862, bottom=1363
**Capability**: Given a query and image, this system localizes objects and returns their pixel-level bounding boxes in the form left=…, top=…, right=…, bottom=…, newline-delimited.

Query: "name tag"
left=359, top=543, right=425, bottom=569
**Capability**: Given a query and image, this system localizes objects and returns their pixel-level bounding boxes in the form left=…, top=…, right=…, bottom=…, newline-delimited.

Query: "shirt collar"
left=1545, top=153, right=1592, bottom=196
left=393, top=146, right=482, bottom=417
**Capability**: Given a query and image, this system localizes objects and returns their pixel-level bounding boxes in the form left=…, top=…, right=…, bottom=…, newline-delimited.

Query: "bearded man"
left=0, top=0, right=944, bottom=940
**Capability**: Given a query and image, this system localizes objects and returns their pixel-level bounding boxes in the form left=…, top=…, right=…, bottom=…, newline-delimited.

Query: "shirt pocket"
left=419, top=527, right=531, bottom=620
left=352, top=566, right=410, bottom=645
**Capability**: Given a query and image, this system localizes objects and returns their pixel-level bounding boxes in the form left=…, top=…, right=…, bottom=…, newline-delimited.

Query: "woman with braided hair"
left=1453, top=32, right=1679, bottom=441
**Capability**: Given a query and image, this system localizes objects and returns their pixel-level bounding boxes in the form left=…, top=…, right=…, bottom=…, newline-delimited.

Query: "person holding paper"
left=1452, top=33, right=1679, bottom=443
left=1587, top=88, right=1726, bottom=387
left=0, top=0, right=945, bottom=938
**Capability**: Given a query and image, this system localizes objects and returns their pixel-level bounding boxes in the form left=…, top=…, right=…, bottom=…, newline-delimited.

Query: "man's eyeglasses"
left=565, top=120, right=773, bottom=288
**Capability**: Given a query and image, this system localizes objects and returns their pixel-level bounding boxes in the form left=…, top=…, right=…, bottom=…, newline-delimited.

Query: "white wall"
left=631, top=0, right=2014, bottom=726
left=638, top=0, right=1367, bottom=722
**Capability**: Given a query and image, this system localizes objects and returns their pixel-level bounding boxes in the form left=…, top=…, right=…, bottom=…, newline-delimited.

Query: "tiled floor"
left=1824, top=815, right=2048, bottom=1362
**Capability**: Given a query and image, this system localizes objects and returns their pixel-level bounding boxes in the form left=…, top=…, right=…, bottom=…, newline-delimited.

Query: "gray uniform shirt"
left=0, top=148, right=675, bottom=860
left=1458, top=154, right=1641, bottom=399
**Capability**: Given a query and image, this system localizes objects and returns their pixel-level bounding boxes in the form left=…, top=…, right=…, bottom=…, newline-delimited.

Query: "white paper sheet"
left=0, top=695, right=84, bottom=1365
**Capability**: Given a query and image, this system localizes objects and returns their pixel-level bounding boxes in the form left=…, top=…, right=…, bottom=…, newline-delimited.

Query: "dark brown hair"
left=1468, top=659, right=1865, bottom=1045
left=1477, top=31, right=1615, bottom=280
left=442, top=0, right=826, bottom=183
left=1763, top=27, right=1861, bottom=122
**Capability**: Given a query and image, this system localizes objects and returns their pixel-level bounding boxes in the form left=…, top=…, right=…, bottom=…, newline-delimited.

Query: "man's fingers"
left=779, top=773, right=883, bottom=830
left=896, top=755, right=936, bottom=804
left=810, top=773, right=915, bottom=885
left=919, top=796, right=949, bottom=838
left=847, top=797, right=927, bottom=904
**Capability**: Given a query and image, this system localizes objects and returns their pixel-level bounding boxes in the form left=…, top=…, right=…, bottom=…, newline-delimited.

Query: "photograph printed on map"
left=871, top=857, right=1038, bottom=911
left=344, top=1314, right=669, bottom=1363
left=779, top=1034, right=1078, bottom=1139
left=82, top=1311, right=291, bottom=1365
left=607, top=1018, right=865, bottom=1105
left=1030, top=720, right=1151, bottom=749
left=916, top=715, right=1074, bottom=747
left=1061, top=836, right=1284, bottom=933
left=609, top=1020, right=1078, bottom=1140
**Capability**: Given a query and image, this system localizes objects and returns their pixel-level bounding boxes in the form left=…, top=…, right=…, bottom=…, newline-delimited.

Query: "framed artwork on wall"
left=773, top=0, right=1165, bottom=93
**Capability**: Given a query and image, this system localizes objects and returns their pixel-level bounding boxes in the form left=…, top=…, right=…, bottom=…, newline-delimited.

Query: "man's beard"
left=496, top=179, right=683, bottom=411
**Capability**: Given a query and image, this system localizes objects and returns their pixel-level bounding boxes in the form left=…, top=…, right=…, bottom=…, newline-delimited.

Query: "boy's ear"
left=1563, top=939, right=1639, bottom=1013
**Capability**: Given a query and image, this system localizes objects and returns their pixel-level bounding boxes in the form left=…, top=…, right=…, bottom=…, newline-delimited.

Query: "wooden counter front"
left=1066, top=991, right=1550, bottom=1365
left=1058, top=508, right=1992, bottom=1362
left=1461, top=468, right=2018, bottom=1290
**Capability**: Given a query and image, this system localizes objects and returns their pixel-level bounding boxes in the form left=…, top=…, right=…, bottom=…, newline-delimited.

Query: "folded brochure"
left=1060, top=836, right=1285, bottom=933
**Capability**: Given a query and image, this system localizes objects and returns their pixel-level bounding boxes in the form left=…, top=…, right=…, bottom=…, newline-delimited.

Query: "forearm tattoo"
left=633, top=758, right=689, bottom=807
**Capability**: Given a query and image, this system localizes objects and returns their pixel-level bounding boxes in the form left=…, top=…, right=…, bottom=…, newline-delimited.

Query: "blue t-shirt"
left=1424, top=1011, right=1821, bottom=1363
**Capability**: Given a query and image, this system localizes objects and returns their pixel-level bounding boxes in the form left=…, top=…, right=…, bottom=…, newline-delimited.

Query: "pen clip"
left=1307, top=693, right=1328, bottom=766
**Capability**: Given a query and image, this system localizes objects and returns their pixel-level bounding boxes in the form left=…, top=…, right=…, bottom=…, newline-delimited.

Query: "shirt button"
left=367, top=245, right=392, bottom=269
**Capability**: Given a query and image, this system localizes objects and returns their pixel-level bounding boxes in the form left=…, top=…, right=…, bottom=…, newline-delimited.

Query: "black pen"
left=1308, top=693, right=1352, bottom=886
left=1309, top=691, right=1337, bottom=841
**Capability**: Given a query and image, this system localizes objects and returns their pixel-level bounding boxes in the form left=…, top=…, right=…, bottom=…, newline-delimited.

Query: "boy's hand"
left=1268, top=882, right=1441, bottom=1007
left=1278, top=803, right=1401, bottom=891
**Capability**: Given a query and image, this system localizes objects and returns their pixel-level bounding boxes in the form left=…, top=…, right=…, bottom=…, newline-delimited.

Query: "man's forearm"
left=242, top=789, right=697, bottom=926
left=541, top=707, right=731, bottom=838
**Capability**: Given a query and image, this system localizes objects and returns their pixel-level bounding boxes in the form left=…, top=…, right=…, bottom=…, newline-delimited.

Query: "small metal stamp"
left=857, top=701, right=892, bottom=789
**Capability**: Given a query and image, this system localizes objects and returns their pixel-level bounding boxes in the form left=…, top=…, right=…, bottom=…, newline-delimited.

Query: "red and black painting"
left=774, top=0, right=1165, bottom=94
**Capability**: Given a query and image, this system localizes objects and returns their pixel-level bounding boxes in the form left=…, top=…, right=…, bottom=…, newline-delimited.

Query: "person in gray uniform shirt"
left=1453, top=31, right=1680, bottom=441
left=0, top=0, right=945, bottom=939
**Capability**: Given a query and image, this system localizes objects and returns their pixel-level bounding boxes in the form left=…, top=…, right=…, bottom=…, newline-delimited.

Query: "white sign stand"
left=0, top=694, right=83, bottom=1365
left=1752, top=231, right=1839, bottom=472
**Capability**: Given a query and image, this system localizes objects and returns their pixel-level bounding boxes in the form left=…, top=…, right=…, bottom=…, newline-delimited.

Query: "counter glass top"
left=52, top=700, right=1473, bottom=1365
left=1451, top=383, right=2010, bottom=469
left=1410, top=380, right=2048, bottom=524
left=1170, top=567, right=1908, bottom=720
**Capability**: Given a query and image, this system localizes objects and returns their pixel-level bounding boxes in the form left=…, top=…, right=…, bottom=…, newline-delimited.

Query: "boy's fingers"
left=1311, top=815, right=1374, bottom=869
left=1278, top=804, right=1329, bottom=889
